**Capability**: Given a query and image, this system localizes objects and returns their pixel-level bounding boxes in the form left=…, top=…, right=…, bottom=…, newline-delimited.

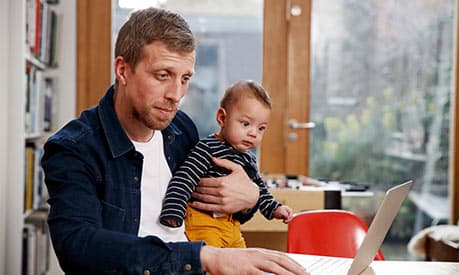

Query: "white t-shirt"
left=132, top=131, right=187, bottom=242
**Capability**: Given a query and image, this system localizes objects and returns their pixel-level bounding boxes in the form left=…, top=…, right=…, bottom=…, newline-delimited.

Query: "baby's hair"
left=220, top=80, right=272, bottom=110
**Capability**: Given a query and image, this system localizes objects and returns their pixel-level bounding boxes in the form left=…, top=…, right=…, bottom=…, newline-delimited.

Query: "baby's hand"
left=273, top=205, right=293, bottom=224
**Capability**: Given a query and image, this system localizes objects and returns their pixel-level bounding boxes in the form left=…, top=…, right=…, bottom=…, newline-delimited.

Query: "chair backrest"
left=287, top=210, right=384, bottom=260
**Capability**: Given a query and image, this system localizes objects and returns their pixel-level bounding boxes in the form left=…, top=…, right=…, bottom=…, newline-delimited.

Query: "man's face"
left=122, top=41, right=195, bottom=130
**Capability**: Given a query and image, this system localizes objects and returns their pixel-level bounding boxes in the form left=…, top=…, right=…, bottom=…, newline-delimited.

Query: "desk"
left=241, top=189, right=341, bottom=251
left=288, top=253, right=459, bottom=275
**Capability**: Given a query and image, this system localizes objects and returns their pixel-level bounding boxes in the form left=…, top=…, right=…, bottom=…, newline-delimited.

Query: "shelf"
left=23, top=205, right=50, bottom=220
left=25, top=132, right=43, bottom=140
left=25, top=51, right=46, bottom=70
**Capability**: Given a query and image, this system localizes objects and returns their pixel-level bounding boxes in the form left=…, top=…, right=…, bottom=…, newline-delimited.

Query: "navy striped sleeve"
left=254, top=174, right=282, bottom=220
left=160, top=140, right=213, bottom=227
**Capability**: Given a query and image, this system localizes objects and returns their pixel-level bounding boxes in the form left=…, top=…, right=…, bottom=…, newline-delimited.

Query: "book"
left=33, top=0, right=42, bottom=58
left=25, top=211, right=50, bottom=275
left=25, top=68, right=53, bottom=135
left=22, top=224, right=37, bottom=275
left=43, top=78, right=53, bottom=131
left=24, top=145, right=35, bottom=212
left=23, top=211, right=50, bottom=275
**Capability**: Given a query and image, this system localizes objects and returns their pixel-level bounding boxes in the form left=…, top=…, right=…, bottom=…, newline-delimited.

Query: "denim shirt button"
left=184, top=264, right=192, bottom=271
left=133, top=218, right=138, bottom=224
left=134, top=176, right=139, bottom=181
left=143, top=270, right=150, bottom=275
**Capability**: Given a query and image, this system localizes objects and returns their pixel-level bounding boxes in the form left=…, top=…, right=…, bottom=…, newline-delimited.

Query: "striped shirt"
left=160, top=135, right=281, bottom=227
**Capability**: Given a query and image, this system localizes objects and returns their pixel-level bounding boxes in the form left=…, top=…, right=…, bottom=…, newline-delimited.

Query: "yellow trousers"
left=185, top=206, right=246, bottom=248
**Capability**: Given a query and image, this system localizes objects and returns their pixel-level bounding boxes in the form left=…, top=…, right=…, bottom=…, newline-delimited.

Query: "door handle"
left=288, top=119, right=315, bottom=129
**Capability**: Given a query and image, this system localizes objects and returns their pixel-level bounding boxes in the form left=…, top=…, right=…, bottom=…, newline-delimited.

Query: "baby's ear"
left=216, top=107, right=227, bottom=127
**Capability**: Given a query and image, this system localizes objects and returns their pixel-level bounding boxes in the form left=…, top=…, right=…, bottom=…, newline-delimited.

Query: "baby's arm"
left=254, top=174, right=293, bottom=223
left=255, top=175, right=285, bottom=220
left=272, top=205, right=293, bottom=224
left=160, top=141, right=213, bottom=227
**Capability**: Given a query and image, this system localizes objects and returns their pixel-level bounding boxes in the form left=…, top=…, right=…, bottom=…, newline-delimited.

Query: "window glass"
left=309, top=0, right=454, bottom=257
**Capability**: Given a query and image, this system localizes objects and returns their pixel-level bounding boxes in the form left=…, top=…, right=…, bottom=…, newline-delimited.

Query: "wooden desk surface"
left=288, top=253, right=459, bottom=275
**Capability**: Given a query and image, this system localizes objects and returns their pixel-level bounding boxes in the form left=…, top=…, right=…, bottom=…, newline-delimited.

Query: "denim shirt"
left=41, top=86, right=204, bottom=274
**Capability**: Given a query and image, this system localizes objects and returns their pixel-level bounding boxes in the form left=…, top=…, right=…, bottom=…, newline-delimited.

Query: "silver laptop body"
left=348, top=180, right=413, bottom=275
left=302, top=180, right=413, bottom=275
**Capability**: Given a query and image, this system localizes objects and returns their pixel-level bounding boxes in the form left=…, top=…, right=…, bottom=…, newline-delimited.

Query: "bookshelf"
left=0, top=0, right=76, bottom=274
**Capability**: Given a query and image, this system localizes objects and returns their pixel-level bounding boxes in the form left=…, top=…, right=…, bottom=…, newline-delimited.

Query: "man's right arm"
left=42, top=139, right=205, bottom=274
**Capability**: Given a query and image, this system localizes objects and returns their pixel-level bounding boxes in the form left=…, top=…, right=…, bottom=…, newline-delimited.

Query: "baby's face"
left=219, top=96, right=271, bottom=152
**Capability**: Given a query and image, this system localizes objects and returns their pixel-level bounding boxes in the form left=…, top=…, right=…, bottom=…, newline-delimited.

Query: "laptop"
left=291, top=180, right=413, bottom=275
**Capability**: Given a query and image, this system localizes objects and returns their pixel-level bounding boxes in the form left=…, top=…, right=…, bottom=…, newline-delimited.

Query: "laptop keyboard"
left=306, top=257, right=352, bottom=275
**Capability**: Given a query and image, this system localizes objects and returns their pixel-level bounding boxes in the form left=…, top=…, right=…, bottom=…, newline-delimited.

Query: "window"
left=309, top=0, right=454, bottom=234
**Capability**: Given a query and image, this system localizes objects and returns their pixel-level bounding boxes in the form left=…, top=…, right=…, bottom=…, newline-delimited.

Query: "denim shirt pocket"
left=101, top=200, right=126, bottom=231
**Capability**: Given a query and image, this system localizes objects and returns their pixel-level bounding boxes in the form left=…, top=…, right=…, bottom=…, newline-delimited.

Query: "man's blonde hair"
left=115, top=7, right=195, bottom=71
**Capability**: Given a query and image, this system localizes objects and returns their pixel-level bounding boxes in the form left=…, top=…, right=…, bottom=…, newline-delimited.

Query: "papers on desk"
left=263, top=174, right=369, bottom=192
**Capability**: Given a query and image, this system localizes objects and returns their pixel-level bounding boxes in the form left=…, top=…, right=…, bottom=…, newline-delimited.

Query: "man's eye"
left=182, top=75, right=191, bottom=84
left=157, top=73, right=169, bottom=80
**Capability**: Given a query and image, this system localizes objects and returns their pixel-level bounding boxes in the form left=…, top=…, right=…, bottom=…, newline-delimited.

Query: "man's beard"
left=133, top=105, right=178, bottom=130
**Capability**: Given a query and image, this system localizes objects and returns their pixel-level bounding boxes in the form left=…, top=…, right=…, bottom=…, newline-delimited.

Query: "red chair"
left=287, top=210, right=384, bottom=260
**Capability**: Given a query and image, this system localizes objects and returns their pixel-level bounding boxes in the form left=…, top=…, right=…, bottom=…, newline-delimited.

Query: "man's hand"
left=200, top=246, right=309, bottom=275
left=190, top=157, right=259, bottom=214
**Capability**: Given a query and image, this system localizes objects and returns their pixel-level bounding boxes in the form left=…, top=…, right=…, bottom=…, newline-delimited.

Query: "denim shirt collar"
left=97, top=85, right=184, bottom=159
left=98, top=86, right=135, bottom=158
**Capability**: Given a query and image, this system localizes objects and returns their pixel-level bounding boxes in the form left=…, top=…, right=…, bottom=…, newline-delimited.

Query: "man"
left=42, top=7, right=307, bottom=274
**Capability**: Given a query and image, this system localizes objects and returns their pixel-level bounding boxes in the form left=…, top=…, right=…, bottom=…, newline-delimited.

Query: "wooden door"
left=260, top=0, right=312, bottom=176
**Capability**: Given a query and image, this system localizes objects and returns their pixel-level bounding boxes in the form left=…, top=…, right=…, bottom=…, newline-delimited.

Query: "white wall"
left=0, top=0, right=9, bottom=273
left=4, top=0, right=26, bottom=273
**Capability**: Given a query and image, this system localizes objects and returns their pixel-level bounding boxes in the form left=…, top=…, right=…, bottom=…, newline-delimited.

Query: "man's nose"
left=165, top=79, right=186, bottom=102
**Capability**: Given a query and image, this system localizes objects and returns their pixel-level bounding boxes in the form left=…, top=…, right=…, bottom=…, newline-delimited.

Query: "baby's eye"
left=241, top=121, right=250, bottom=127
left=258, top=126, right=266, bottom=132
